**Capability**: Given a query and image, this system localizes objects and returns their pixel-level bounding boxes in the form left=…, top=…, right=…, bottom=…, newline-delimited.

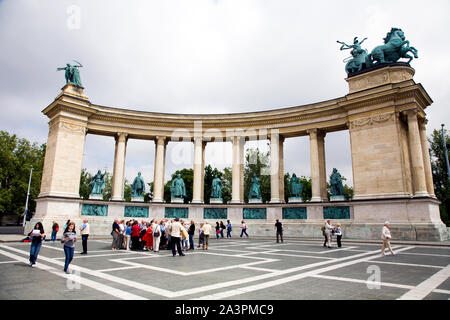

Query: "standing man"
left=325, top=219, right=333, bottom=248
left=275, top=219, right=283, bottom=243
left=169, top=217, right=185, bottom=257
left=111, top=218, right=121, bottom=251
left=202, top=221, right=212, bottom=250
left=226, top=220, right=232, bottom=238
left=80, top=219, right=90, bottom=254
left=381, top=221, right=395, bottom=256
left=188, top=220, right=195, bottom=250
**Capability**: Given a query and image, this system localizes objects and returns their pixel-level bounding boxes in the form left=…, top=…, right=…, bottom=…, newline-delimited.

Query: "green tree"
left=0, top=131, right=45, bottom=223
left=244, top=148, right=271, bottom=203
left=284, top=173, right=312, bottom=202
left=164, top=168, right=194, bottom=203
left=79, top=169, right=92, bottom=200
left=203, top=165, right=223, bottom=204
left=429, top=128, right=450, bottom=226
left=222, top=167, right=232, bottom=204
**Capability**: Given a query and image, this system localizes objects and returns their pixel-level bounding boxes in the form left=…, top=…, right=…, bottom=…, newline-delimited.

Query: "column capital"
left=306, top=128, right=326, bottom=138
left=155, top=136, right=168, bottom=146
left=115, top=132, right=128, bottom=142
left=404, top=109, right=419, bottom=119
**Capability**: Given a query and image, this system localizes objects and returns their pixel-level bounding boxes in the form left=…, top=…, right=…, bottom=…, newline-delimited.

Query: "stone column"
left=111, top=132, right=128, bottom=201
left=270, top=133, right=281, bottom=203
left=279, top=136, right=285, bottom=203
left=192, top=137, right=206, bottom=204
left=308, top=129, right=322, bottom=202
left=231, top=135, right=244, bottom=204
left=419, top=120, right=435, bottom=197
left=39, top=117, right=88, bottom=198
left=152, top=136, right=167, bottom=203
left=406, top=110, right=428, bottom=197
left=317, top=131, right=327, bottom=201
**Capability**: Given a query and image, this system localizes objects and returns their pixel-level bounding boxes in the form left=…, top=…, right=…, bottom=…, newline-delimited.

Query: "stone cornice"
left=43, top=67, right=433, bottom=139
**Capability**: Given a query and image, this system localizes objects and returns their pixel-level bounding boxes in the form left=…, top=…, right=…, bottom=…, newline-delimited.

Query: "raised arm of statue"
left=337, top=41, right=351, bottom=50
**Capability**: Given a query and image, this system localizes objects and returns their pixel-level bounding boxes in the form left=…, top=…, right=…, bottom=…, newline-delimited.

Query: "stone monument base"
left=171, top=198, right=184, bottom=204
left=288, top=197, right=303, bottom=203
left=131, top=197, right=144, bottom=202
left=30, top=196, right=449, bottom=241
left=249, top=199, right=262, bottom=204
left=330, top=195, right=346, bottom=202
left=89, top=195, right=103, bottom=200
left=210, top=198, right=223, bottom=204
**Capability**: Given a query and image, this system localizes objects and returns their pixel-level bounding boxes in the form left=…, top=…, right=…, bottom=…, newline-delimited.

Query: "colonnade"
left=102, top=108, right=434, bottom=204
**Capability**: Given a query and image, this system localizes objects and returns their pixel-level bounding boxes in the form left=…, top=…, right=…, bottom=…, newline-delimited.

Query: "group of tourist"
left=25, top=217, right=395, bottom=274
left=321, top=219, right=343, bottom=248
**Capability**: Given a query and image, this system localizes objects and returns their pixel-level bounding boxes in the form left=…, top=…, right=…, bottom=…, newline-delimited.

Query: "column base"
left=270, top=199, right=281, bottom=204
left=310, top=196, right=323, bottom=202
left=414, top=191, right=429, bottom=197
left=191, top=200, right=204, bottom=204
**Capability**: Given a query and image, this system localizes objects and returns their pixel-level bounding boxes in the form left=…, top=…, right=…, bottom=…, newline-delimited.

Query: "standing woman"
left=153, top=220, right=161, bottom=252
left=240, top=220, right=249, bottom=238
left=61, top=222, right=77, bottom=274
left=219, top=221, right=225, bottom=238
left=28, top=222, right=45, bottom=267
left=215, top=222, right=220, bottom=240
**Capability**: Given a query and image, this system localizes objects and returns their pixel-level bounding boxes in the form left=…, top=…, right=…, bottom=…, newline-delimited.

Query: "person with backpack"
left=323, top=219, right=333, bottom=248
left=152, top=220, right=161, bottom=252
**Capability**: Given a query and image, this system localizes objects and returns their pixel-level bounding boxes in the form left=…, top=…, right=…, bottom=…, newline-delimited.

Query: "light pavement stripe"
left=0, top=244, right=176, bottom=298
left=0, top=248, right=147, bottom=300
left=193, top=246, right=414, bottom=299
left=368, top=260, right=444, bottom=269
left=311, top=274, right=414, bottom=290
left=174, top=246, right=405, bottom=298
left=397, top=264, right=450, bottom=300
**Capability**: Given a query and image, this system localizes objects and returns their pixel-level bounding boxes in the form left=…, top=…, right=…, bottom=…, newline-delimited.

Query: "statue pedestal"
left=58, top=83, right=89, bottom=100
left=89, top=195, right=103, bottom=200
left=249, top=199, right=262, bottom=204
left=131, top=197, right=144, bottom=202
left=210, top=198, right=223, bottom=204
left=171, top=198, right=184, bottom=204
left=288, top=197, right=303, bottom=203
left=330, top=195, right=346, bottom=202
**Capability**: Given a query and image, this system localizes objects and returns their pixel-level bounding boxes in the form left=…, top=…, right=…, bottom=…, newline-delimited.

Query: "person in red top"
left=131, top=221, right=141, bottom=250
left=142, top=223, right=153, bottom=251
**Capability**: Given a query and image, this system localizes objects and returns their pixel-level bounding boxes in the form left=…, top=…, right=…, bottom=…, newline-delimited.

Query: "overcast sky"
left=1, top=0, right=449, bottom=191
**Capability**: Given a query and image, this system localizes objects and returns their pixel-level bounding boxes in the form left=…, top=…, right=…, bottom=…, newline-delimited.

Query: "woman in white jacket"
left=381, top=221, right=395, bottom=256
left=152, top=220, right=161, bottom=252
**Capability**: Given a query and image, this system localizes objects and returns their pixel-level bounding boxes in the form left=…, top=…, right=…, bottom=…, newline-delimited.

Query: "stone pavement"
left=0, top=238, right=449, bottom=300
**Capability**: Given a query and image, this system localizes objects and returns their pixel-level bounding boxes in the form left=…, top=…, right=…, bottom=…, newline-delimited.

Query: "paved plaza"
left=0, top=238, right=449, bottom=300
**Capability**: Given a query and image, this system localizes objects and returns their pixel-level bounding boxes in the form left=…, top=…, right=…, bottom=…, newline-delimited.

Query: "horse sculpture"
left=370, top=28, right=418, bottom=64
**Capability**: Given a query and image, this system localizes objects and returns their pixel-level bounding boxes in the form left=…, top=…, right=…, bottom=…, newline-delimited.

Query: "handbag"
left=154, top=227, right=160, bottom=237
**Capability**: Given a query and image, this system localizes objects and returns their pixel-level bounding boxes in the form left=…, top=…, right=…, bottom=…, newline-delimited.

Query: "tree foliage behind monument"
left=429, top=129, right=450, bottom=226
left=0, top=131, right=45, bottom=223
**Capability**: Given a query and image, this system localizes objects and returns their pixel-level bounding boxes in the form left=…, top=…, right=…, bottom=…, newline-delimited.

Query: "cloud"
left=1, top=0, right=450, bottom=189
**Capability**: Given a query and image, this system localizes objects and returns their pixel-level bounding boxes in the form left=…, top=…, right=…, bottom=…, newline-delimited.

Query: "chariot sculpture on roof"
left=337, top=28, right=418, bottom=75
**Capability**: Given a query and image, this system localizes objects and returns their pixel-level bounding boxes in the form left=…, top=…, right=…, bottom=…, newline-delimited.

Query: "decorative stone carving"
left=350, top=112, right=394, bottom=130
